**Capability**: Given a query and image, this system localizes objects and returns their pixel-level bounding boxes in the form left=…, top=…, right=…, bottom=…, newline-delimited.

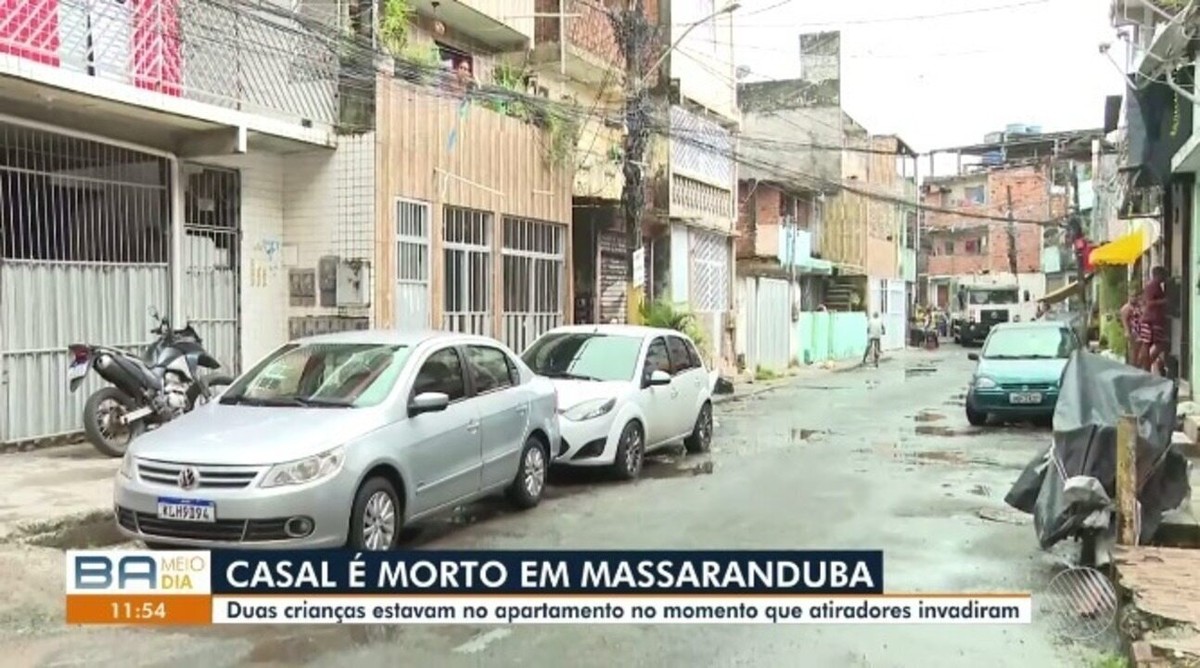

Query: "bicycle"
left=868, top=339, right=881, bottom=367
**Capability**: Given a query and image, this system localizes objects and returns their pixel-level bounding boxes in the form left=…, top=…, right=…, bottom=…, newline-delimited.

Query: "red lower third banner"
left=66, top=595, right=213, bottom=625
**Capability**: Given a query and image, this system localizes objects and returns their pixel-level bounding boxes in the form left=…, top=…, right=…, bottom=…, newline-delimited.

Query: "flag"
left=446, top=97, right=471, bottom=153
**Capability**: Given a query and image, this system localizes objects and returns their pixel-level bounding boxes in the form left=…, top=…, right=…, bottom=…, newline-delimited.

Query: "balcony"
left=413, top=0, right=532, bottom=51
left=0, top=0, right=337, bottom=149
left=529, top=0, right=621, bottom=88
left=777, top=224, right=833, bottom=275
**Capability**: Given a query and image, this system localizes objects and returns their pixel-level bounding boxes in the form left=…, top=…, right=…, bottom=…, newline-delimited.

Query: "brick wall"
left=922, top=165, right=1063, bottom=276
left=736, top=181, right=784, bottom=258
left=534, top=0, right=656, bottom=67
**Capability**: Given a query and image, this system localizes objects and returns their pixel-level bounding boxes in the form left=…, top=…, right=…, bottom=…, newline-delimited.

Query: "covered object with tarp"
left=1004, top=351, right=1190, bottom=550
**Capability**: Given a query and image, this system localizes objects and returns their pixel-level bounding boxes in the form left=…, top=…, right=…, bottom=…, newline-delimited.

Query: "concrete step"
left=1154, top=454, right=1200, bottom=548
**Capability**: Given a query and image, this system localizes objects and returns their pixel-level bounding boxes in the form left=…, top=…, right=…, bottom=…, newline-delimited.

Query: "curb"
left=712, top=355, right=891, bottom=405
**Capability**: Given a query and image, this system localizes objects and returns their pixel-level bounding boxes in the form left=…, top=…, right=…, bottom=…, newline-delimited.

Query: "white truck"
left=951, top=284, right=1036, bottom=346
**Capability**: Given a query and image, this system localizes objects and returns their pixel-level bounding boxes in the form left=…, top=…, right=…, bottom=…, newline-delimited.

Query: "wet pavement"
left=0, top=345, right=1119, bottom=667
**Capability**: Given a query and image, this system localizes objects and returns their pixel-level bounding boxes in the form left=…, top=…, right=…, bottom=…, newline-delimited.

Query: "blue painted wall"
left=796, top=311, right=869, bottom=364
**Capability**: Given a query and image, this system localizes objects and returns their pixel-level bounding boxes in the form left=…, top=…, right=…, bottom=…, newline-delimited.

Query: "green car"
left=965, top=321, right=1080, bottom=427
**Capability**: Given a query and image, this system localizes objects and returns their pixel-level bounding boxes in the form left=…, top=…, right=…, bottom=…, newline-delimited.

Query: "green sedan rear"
left=965, top=321, right=1080, bottom=426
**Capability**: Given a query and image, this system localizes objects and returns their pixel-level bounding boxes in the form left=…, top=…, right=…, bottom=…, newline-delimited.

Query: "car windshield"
left=968, top=289, right=1019, bottom=305
left=521, top=332, right=643, bottom=382
left=220, top=343, right=411, bottom=408
left=982, top=328, right=1075, bottom=360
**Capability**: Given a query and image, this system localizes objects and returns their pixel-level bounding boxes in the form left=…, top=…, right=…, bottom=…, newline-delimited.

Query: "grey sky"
left=713, top=0, right=1126, bottom=154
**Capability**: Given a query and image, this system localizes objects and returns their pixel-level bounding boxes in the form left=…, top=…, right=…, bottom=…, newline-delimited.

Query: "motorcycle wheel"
left=83, top=387, right=146, bottom=458
left=186, top=374, right=234, bottom=410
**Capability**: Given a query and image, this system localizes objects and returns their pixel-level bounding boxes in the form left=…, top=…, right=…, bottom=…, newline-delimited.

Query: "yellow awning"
left=1089, top=228, right=1147, bottom=266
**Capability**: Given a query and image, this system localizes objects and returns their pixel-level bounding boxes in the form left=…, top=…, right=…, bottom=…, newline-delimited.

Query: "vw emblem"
left=177, top=467, right=200, bottom=490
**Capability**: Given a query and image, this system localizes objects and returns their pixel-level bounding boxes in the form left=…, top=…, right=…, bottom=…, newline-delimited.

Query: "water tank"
left=1027, top=125, right=1042, bottom=135
left=1006, top=123, right=1027, bottom=134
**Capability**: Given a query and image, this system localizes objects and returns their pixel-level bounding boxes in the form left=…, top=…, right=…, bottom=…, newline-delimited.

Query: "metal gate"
left=394, top=198, right=431, bottom=331
left=501, top=216, right=565, bottom=353
left=181, top=164, right=240, bottom=374
left=442, top=206, right=492, bottom=336
left=0, top=120, right=171, bottom=445
left=740, top=276, right=790, bottom=373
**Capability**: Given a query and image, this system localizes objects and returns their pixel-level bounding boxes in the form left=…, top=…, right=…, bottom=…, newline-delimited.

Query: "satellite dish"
left=735, top=66, right=751, bottom=80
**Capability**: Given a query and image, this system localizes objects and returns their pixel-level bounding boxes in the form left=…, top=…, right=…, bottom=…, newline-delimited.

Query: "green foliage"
left=539, top=107, right=581, bottom=168
left=397, top=42, right=441, bottom=84
left=639, top=298, right=708, bottom=354
left=754, top=366, right=779, bottom=381
left=378, top=0, right=413, bottom=53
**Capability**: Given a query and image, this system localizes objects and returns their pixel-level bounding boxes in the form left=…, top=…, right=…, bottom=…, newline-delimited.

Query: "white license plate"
left=1009, top=392, right=1042, bottom=405
left=156, top=497, right=216, bottom=523
left=67, top=362, right=89, bottom=381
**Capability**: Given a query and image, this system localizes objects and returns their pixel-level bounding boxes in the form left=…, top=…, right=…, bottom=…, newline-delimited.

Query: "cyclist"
left=863, top=312, right=885, bottom=366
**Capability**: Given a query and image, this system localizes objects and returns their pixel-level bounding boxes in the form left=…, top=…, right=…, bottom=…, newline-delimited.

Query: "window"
left=943, top=240, right=955, bottom=255
left=666, top=336, right=694, bottom=374
left=413, top=347, right=467, bottom=401
left=963, top=185, right=986, bottom=204
left=435, top=42, right=473, bottom=76
left=466, top=345, right=517, bottom=395
left=982, top=326, right=1076, bottom=359
left=521, top=333, right=643, bottom=382
left=685, top=339, right=704, bottom=369
left=645, top=337, right=671, bottom=377
left=219, top=343, right=411, bottom=408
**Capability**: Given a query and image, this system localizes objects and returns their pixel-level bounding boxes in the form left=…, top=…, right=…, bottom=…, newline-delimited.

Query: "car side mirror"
left=647, top=370, right=672, bottom=387
left=967, top=353, right=979, bottom=361
left=408, top=391, right=450, bottom=417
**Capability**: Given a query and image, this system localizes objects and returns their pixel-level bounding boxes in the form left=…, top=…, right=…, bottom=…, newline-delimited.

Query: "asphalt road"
left=2, top=345, right=1119, bottom=667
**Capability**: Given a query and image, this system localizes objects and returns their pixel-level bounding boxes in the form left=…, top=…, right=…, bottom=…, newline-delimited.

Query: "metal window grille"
left=394, top=198, right=431, bottom=330
left=0, top=121, right=171, bottom=445
left=442, top=206, right=492, bottom=336
left=689, top=229, right=729, bottom=313
left=501, top=216, right=566, bottom=353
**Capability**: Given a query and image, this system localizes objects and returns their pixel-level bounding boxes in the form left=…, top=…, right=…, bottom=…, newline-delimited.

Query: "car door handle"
left=466, top=420, right=480, bottom=433
left=670, top=388, right=679, bottom=398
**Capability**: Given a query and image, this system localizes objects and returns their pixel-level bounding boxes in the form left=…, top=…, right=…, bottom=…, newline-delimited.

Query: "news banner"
left=65, top=550, right=1032, bottom=626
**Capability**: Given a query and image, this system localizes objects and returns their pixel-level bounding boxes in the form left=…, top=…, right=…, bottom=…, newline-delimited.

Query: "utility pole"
left=611, top=0, right=654, bottom=304
left=1006, top=185, right=1019, bottom=305
left=1068, top=164, right=1089, bottom=344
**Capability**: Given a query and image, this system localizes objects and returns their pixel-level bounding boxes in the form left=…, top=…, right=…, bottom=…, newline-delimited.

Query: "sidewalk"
left=712, top=354, right=892, bottom=406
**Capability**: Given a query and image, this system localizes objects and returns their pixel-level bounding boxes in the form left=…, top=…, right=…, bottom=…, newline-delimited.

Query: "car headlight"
left=974, top=376, right=998, bottom=390
left=561, top=398, right=617, bottom=422
left=261, top=447, right=346, bottom=488
left=119, top=451, right=134, bottom=479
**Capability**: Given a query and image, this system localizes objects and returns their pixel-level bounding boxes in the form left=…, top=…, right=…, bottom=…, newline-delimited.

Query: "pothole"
left=914, top=410, right=946, bottom=423
left=905, top=367, right=938, bottom=378
left=915, top=424, right=981, bottom=437
left=16, top=510, right=126, bottom=549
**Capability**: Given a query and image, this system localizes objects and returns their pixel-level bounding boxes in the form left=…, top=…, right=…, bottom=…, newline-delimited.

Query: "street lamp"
left=646, top=2, right=740, bottom=75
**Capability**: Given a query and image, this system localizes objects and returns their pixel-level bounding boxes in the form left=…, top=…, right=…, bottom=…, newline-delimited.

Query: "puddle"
left=913, top=411, right=946, bottom=423
left=969, top=483, right=993, bottom=497
left=905, top=367, right=938, bottom=378
left=18, top=510, right=126, bottom=549
left=977, top=507, right=1031, bottom=525
left=915, top=424, right=981, bottom=437
left=642, top=457, right=715, bottom=479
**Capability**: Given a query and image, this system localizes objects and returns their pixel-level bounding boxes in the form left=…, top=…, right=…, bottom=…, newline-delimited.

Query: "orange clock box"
left=66, top=594, right=213, bottom=625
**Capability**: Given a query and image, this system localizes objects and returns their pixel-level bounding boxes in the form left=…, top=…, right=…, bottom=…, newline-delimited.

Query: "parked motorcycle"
left=67, top=308, right=234, bottom=457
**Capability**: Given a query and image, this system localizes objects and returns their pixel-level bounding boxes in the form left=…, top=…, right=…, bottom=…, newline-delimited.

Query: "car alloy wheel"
left=523, top=445, right=546, bottom=499
left=624, top=426, right=643, bottom=476
left=362, top=491, right=397, bottom=551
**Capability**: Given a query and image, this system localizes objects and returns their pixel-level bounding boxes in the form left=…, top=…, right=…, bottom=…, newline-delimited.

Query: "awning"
left=1089, top=220, right=1157, bottom=266
left=1039, top=280, right=1082, bottom=305
left=796, top=257, right=834, bottom=275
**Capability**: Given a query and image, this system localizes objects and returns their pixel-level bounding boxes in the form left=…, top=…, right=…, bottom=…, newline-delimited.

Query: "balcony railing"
left=0, top=0, right=338, bottom=127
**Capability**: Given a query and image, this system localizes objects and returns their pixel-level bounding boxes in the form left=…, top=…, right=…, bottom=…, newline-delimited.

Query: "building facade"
left=0, top=0, right=576, bottom=446
left=0, top=0, right=341, bottom=446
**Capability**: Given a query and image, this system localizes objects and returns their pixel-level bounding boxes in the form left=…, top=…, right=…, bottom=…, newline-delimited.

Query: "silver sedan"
left=113, top=330, right=560, bottom=550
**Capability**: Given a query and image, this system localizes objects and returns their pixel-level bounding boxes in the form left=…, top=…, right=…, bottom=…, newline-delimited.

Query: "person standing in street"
left=1138, top=267, right=1169, bottom=373
left=1120, top=288, right=1142, bottom=367
left=863, top=312, right=885, bottom=365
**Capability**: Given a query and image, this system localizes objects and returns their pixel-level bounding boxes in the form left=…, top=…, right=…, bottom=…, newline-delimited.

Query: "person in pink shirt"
left=1137, top=267, right=1169, bottom=373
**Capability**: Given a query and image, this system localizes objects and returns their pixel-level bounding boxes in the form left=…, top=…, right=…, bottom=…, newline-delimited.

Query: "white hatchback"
left=520, top=325, right=715, bottom=479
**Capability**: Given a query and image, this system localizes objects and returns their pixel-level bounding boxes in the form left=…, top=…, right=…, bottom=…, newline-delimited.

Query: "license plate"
left=67, top=361, right=89, bottom=381
left=1009, top=392, right=1042, bottom=405
left=156, top=497, right=215, bottom=523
